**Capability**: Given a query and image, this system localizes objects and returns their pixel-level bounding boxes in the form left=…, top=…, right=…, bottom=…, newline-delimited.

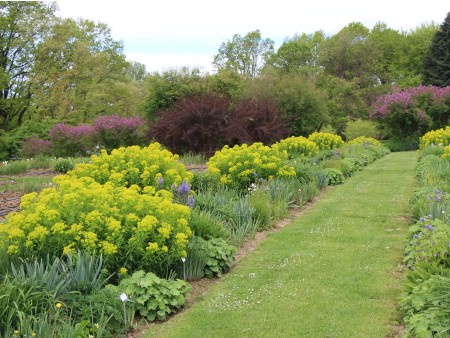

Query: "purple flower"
left=428, top=214, right=433, bottom=219
left=187, top=195, right=195, bottom=208
left=419, top=216, right=426, bottom=221
left=158, top=177, right=164, bottom=186
left=425, top=224, right=434, bottom=231
left=435, top=189, right=442, bottom=194
left=434, top=195, right=442, bottom=203
left=171, top=183, right=177, bottom=190
left=177, top=181, right=191, bottom=195
left=413, top=234, right=419, bottom=239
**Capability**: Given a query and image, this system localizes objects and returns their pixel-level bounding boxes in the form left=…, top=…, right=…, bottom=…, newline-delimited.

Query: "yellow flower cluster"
left=0, top=174, right=192, bottom=272
left=347, top=136, right=381, bottom=147
left=206, top=142, right=296, bottom=190
left=272, top=136, right=319, bottom=159
left=69, top=142, right=193, bottom=192
left=308, top=132, right=344, bottom=150
left=419, top=126, right=450, bottom=149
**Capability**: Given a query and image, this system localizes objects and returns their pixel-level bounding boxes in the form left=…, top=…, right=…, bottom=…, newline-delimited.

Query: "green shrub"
left=419, top=126, right=450, bottom=149
left=54, top=159, right=74, bottom=173
left=418, top=145, right=445, bottom=160
left=116, top=270, right=191, bottom=321
left=344, top=119, right=378, bottom=140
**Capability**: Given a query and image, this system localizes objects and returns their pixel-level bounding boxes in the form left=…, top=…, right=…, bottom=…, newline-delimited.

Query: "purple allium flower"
left=187, top=195, right=195, bottom=208
left=434, top=195, right=442, bottom=203
left=419, top=216, right=426, bottom=221
left=413, top=234, right=419, bottom=239
left=158, top=177, right=164, bottom=186
left=425, top=224, right=434, bottom=231
left=435, top=189, right=442, bottom=194
left=178, top=181, right=191, bottom=195
left=428, top=214, right=433, bottom=219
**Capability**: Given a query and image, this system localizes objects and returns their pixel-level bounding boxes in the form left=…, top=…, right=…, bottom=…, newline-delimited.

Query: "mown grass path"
left=143, top=151, right=417, bottom=338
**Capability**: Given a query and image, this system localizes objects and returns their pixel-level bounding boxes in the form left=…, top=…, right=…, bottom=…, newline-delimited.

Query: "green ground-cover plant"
left=322, top=167, right=344, bottom=185
left=114, top=270, right=191, bottom=322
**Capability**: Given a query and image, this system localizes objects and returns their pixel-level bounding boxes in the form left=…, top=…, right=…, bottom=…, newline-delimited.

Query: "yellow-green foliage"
left=206, top=143, right=296, bottom=190
left=308, top=132, right=344, bottom=150
left=420, top=126, right=450, bottom=149
left=443, top=146, right=450, bottom=159
left=272, top=136, right=319, bottom=159
left=70, top=143, right=193, bottom=191
left=347, top=136, right=381, bottom=147
left=0, top=175, right=191, bottom=273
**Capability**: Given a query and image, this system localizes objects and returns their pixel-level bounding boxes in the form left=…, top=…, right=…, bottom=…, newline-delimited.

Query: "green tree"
left=142, top=67, right=205, bottom=121
left=367, top=22, right=404, bottom=85
left=31, top=18, right=130, bottom=123
left=0, top=1, right=56, bottom=129
left=266, top=31, right=325, bottom=77
left=213, top=30, right=274, bottom=79
left=320, top=22, right=376, bottom=86
left=423, top=12, right=450, bottom=87
left=398, top=23, right=439, bottom=87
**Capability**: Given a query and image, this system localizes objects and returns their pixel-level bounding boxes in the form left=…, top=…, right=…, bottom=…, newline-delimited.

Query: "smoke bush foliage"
left=93, top=114, right=147, bottom=151
left=150, top=93, right=231, bottom=155
left=49, top=123, right=96, bottom=157
left=370, top=85, right=450, bottom=139
left=150, top=94, right=290, bottom=156
left=227, top=98, right=291, bottom=145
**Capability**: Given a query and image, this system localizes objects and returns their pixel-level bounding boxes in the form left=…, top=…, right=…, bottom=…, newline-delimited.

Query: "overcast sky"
left=55, top=1, right=449, bottom=74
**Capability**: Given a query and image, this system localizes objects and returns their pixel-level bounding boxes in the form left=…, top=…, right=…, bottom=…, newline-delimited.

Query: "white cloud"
left=54, top=0, right=448, bottom=73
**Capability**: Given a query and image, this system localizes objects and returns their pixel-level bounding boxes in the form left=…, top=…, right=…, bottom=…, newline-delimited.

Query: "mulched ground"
left=0, top=169, right=57, bottom=220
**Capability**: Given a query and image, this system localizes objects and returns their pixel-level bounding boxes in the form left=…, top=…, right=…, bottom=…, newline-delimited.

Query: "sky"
left=55, top=1, right=449, bottom=74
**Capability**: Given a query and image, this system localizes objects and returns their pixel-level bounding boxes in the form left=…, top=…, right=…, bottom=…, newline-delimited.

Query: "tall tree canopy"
left=423, top=12, right=450, bottom=87
left=266, top=31, right=325, bottom=76
left=31, top=18, right=131, bottom=122
left=213, top=30, right=274, bottom=79
left=0, top=1, right=56, bottom=128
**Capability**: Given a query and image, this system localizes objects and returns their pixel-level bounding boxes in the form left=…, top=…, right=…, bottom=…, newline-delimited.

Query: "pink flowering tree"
left=48, top=123, right=96, bottom=157
left=19, top=135, right=52, bottom=158
left=93, top=115, right=147, bottom=151
left=370, top=85, right=450, bottom=139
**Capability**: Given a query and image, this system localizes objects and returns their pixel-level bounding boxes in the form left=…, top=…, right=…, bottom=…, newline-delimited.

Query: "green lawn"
left=143, top=151, right=417, bottom=338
